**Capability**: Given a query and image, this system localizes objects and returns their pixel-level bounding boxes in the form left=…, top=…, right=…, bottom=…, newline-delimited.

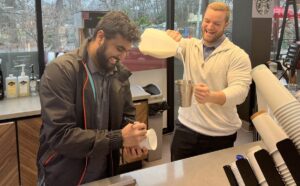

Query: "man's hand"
left=121, top=122, right=147, bottom=147
left=194, top=83, right=210, bottom=104
left=166, top=30, right=182, bottom=42
left=123, top=146, right=148, bottom=163
left=194, top=83, right=226, bottom=105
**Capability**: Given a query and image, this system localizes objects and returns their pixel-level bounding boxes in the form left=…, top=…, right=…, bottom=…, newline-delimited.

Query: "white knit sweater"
left=176, top=37, right=252, bottom=136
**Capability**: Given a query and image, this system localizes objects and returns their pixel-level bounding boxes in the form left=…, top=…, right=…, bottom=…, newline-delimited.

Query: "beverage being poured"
left=139, top=28, right=193, bottom=107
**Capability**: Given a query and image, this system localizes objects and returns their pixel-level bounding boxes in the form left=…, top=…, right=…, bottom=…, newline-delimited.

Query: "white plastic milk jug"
left=138, top=28, right=180, bottom=59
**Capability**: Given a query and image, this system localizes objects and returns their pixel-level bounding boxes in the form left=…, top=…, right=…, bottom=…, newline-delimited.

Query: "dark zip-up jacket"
left=37, top=39, right=135, bottom=185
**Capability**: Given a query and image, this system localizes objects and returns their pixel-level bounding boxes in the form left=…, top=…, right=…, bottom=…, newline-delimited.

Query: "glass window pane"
left=271, top=0, right=300, bottom=58
left=42, top=0, right=167, bottom=71
left=0, top=0, right=39, bottom=97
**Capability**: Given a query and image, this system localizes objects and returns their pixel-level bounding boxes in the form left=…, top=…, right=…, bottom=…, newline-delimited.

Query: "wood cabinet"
left=17, top=118, right=42, bottom=186
left=0, top=122, right=19, bottom=186
left=134, top=100, right=148, bottom=125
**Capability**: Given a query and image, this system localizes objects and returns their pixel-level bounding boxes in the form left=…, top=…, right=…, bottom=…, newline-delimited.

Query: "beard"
left=95, top=42, right=116, bottom=72
left=202, top=28, right=224, bottom=44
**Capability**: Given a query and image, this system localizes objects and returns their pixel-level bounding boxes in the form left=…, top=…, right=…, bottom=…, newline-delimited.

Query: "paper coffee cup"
left=139, top=128, right=157, bottom=150
left=251, top=65, right=296, bottom=112
left=251, top=111, right=288, bottom=153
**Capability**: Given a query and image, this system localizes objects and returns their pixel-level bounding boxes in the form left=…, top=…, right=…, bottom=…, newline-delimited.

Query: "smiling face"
left=201, top=8, right=228, bottom=45
left=95, top=32, right=132, bottom=72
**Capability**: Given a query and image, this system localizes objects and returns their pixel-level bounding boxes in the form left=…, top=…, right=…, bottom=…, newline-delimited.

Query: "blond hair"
left=207, top=2, right=230, bottom=23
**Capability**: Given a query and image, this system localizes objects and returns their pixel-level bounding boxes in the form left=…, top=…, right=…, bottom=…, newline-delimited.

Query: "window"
left=0, top=0, right=39, bottom=85
left=42, top=0, right=167, bottom=71
left=271, top=0, right=300, bottom=58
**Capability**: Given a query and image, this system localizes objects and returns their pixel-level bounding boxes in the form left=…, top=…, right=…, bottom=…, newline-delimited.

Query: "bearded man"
left=37, top=11, right=147, bottom=186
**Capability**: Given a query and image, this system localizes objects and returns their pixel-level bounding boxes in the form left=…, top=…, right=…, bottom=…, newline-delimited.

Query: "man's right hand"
left=121, top=122, right=147, bottom=147
left=166, top=30, right=182, bottom=42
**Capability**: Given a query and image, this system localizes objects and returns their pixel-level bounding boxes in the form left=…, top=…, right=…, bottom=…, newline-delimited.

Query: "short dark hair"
left=93, top=11, right=140, bottom=43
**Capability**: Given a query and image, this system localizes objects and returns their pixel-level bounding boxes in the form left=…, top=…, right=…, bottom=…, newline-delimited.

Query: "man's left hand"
left=123, top=146, right=148, bottom=163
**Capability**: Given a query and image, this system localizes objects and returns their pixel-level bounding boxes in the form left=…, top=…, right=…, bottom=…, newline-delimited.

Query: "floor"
left=142, top=127, right=254, bottom=168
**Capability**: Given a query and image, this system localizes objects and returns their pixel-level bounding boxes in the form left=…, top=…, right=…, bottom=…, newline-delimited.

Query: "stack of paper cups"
left=252, top=65, right=300, bottom=153
left=272, top=101, right=300, bottom=153
left=251, top=111, right=296, bottom=185
left=251, top=65, right=296, bottom=111
left=247, top=146, right=267, bottom=186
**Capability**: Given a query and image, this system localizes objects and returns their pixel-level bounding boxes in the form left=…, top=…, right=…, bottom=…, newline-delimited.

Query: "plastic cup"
left=175, top=79, right=193, bottom=107
left=139, top=128, right=157, bottom=150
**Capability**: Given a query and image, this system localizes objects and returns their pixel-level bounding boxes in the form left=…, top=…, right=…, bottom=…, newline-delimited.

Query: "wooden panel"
left=17, top=117, right=42, bottom=186
left=134, top=100, right=148, bottom=125
left=0, top=122, right=19, bottom=186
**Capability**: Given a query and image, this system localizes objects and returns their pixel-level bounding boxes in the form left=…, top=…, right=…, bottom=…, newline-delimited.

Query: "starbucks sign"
left=252, top=0, right=274, bottom=18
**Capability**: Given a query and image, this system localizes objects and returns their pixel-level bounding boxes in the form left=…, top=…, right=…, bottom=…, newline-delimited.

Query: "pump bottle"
left=15, top=64, right=30, bottom=97
left=5, top=74, right=18, bottom=98
left=0, top=58, right=4, bottom=100
left=29, top=64, right=37, bottom=96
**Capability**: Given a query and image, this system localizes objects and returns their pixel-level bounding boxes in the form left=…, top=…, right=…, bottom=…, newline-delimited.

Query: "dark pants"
left=171, top=120, right=237, bottom=161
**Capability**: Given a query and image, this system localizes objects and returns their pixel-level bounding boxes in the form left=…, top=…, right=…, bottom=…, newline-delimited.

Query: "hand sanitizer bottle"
left=0, top=58, right=4, bottom=100
left=15, top=64, right=30, bottom=97
left=5, top=74, right=18, bottom=98
left=29, top=64, right=37, bottom=96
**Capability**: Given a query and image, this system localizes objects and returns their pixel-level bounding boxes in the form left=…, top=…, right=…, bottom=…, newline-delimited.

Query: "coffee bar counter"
left=0, top=85, right=151, bottom=121
left=0, top=96, right=41, bottom=120
left=84, top=141, right=263, bottom=186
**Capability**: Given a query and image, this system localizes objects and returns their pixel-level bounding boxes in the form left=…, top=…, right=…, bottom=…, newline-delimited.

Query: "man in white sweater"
left=167, top=2, right=252, bottom=161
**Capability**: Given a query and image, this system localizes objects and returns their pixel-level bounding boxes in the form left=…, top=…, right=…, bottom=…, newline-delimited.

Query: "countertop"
left=84, top=141, right=263, bottom=186
left=0, top=85, right=151, bottom=121
left=0, top=96, right=41, bottom=121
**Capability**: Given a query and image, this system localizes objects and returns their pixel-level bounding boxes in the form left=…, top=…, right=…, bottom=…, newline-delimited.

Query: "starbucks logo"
left=20, top=81, right=27, bottom=85
left=8, top=82, right=16, bottom=86
left=256, top=0, right=271, bottom=15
